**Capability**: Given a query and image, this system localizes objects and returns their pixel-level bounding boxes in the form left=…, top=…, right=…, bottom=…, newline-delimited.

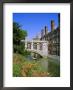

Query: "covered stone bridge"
left=22, top=40, right=49, bottom=57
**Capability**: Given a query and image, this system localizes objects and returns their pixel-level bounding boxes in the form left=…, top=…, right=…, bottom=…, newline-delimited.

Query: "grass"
left=48, top=58, right=60, bottom=77
left=13, top=64, right=22, bottom=77
left=13, top=53, right=49, bottom=77
left=13, top=53, right=60, bottom=77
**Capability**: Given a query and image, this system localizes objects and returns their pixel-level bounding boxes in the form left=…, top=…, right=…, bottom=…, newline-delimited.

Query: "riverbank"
left=13, top=53, right=60, bottom=77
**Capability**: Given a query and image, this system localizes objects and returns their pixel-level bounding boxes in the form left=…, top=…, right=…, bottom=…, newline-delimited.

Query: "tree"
left=13, top=22, right=27, bottom=54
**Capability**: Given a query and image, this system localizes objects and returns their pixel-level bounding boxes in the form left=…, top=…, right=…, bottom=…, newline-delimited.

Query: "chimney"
left=45, top=26, right=48, bottom=35
left=51, top=20, right=55, bottom=31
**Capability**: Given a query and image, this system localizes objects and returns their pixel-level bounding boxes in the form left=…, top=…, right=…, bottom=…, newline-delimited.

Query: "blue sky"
left=13, top=13, right=59, bottom=40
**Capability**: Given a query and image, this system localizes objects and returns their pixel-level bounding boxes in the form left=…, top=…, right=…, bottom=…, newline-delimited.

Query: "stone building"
left=22, top=14, right=60, bottom=56
left=40, top=14, right=60, bottom=56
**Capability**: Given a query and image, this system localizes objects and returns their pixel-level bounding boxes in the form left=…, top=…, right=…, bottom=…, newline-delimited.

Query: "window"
left=27, top=43, right=31, bottom=49
left=33, top=43, right=37, bottom=49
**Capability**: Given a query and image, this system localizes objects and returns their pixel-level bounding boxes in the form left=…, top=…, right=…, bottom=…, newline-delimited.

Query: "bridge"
left=22, top=40, right=49, bottom=57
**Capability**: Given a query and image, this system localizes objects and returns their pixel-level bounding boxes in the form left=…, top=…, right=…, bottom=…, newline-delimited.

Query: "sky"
left=13, top=13, right=59, bottom=40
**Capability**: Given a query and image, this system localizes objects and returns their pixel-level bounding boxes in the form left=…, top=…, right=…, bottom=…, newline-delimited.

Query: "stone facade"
left=23, top=13, right=60, bottom=56
left=40, top=27, right=60, bottom=56
left=25, top=40, right=48, bottom=57
left=40, top=14, right=60, bottom=56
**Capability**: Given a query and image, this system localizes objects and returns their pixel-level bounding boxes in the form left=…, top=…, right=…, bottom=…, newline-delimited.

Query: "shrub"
left=21, top=61, right=49, bottom=77
left=13, top=53, right=25, bottom=64
left=13, top=64, right=22, bottom=77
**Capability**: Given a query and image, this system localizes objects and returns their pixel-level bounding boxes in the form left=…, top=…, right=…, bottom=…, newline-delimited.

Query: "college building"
left=40, top=14, right=60, bottom=56
left=24, top=14, right=60, bottom=57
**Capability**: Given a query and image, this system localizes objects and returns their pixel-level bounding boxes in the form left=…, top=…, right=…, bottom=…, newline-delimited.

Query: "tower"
left=44, top=26, right=48, bottom=35
left=51, top=20, right=55, bottom=31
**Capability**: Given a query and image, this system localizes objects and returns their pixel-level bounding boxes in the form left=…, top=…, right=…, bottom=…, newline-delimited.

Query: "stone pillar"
left=25, top=41, right=27, bottom=49
left=37, top=42, right=40, bottom=51
left=31, top=41, right=33, bottom=50
left=42, top=42, right=48, bottom=56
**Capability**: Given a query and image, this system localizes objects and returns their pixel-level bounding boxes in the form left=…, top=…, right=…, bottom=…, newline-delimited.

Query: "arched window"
left=33, top=43, right=37, bottom=50
left=27, top=43, right=31, bottom=49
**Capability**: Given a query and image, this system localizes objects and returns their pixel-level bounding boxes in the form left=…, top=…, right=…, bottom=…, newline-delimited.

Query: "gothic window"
left=33, top=43, right=37, bottom=50
left=27, top=43, right=31, bottom=49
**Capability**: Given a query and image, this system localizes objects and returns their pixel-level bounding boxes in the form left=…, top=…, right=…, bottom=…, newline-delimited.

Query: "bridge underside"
left=26, top=49, right=48, bottom=57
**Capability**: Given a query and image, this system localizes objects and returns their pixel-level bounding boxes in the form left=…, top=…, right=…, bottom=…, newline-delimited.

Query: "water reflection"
left=27, top=55, right=33, bottom=60
left=26, top=53, right=43, bottom=61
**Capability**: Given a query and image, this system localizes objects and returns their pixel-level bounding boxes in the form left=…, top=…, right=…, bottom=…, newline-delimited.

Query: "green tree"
left=13, top=22, right=27, bottom=55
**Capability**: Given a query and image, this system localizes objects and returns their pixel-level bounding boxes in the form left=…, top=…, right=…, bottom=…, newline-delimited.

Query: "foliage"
left=48, top=59, right=60, bottom=77
left=13, top=53, right=49, bottom=77
left=13, top=22, right=27, bottom=55
left=13, top=54, right=60, bottom=77
left=21, top=61, right=49, bottom=77
left=13, top=53, right=25, bottom=64
left=13, top=64, right=22, bottom=77
left=13, top=54, right=24, bottom=77
left=24, top=50, right=31, bottom=56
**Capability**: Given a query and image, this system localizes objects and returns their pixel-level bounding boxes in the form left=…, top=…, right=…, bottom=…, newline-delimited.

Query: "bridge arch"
left=26, top=49, right=44, bottom=57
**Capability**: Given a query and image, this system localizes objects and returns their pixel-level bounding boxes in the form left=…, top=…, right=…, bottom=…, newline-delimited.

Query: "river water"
left=26, top=54, right=49, bottom=71
left=25, top=54, right=60, bottom=76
